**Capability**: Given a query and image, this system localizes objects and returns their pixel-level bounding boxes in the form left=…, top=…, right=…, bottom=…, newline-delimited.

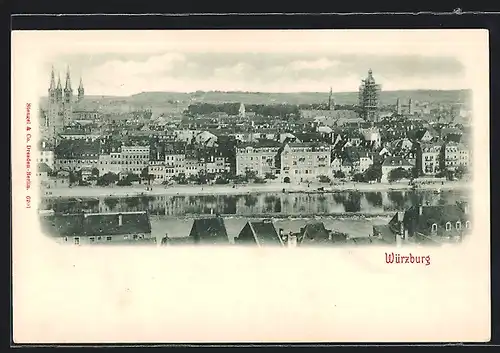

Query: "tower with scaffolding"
left=358, top=69, right=381, bottom=122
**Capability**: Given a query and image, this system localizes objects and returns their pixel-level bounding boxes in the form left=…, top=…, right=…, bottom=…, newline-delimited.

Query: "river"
left=39, top=189, right=469, bottom=240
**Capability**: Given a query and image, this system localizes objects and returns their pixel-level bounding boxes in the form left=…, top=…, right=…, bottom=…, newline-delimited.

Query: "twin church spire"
left=48, top=65, right=84, bottom=103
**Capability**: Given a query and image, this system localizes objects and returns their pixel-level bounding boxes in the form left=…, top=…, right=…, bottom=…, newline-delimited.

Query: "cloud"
left=288, top=58, right=340, bottom=71
left=41, top=49, right=471, bottom=96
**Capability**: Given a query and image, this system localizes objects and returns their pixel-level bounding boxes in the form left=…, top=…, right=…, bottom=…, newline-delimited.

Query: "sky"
left=20, top=30, right=484, bottom=97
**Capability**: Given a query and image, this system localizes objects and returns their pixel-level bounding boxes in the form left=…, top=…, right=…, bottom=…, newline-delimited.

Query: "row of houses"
left=40, top=201, right=471, bottom=247
left=35, top=121, right=472, bottom=185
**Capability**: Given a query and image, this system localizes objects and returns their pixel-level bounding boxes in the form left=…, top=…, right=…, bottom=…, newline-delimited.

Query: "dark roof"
left=249, top=221, right=283, bottom=246
left=299, top=222, right=329, bottom=243
left=37, top=162, right=52, bottom=173
left=189, top=217, right=229, bottom=244
left=237, top=220, right=283, bottom=246
left=298, top=222, right=347, bottom=245
left=404, top=204, right=469, bottom=235
left=40, top=211, right=152, bottom=237
left=55, top=139, right=101, bottom=159
left=161, top=236, right=195, bottom=246
left=373, top=224, right=397, bottom=244
left=347, top=237, right=389, bottom=245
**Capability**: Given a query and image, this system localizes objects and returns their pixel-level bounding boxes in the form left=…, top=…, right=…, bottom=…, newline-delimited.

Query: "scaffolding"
left=358, top=69, right=381, bottom=122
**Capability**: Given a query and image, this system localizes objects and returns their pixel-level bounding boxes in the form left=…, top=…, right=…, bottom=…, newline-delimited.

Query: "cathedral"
left=43, top=66, right=85, bottom=139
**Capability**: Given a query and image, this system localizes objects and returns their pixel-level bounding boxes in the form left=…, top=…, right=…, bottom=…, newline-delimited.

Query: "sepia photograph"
left=12, top=29, right=490, bottom=343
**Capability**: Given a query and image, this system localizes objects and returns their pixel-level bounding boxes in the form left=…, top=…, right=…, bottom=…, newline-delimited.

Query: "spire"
left=56, top=75, right=62, bottom=90
left=65, top=65, right=72, bottom=91
left=328, top=87, right=334, bottom=110
left=78, top=77, right=84, bottom=90
left=49, top=66, right=56, bottom=90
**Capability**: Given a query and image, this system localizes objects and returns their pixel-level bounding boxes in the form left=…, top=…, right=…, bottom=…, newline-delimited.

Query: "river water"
left=40, top=189, right=469, bottom=240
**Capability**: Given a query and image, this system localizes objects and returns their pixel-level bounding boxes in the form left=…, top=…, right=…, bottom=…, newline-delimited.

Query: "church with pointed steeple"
left=44, top=65, right=85, bottom=139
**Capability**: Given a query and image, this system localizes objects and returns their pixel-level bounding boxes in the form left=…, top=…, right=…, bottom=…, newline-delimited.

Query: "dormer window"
left=445, top=222, right=452, bottom=231
left=456, top=221, right=462, bottom=230
left=466, top=221, right=471, bottom=229
left=431, top=223, right=437, bottom=232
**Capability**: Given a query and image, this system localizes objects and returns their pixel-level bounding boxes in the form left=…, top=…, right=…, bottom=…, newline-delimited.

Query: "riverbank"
left=40, top=180, right=470, bottom=199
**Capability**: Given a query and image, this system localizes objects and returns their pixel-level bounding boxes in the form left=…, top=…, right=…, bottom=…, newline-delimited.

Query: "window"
left=64, top=236, right=68, bottom=242
left=456, top=221, right=462, bottom=230
left=431, top=223, right=437, bottom=232
left=445, top=222, right=452, bottom=231
left=74, top=237, right=80, bottom=245
left=89, top=237, right=95, bottom=242
left=106, top=236, right=112, bottom=241
left=465, top=221, right=471, bottom=229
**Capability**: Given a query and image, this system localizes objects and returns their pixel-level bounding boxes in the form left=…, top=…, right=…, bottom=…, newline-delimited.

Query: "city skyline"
left=26, top=30, right=479, bottom=97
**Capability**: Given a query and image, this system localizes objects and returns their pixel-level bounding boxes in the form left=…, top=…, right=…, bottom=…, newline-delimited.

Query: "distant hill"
left=39, top=89, right=472, bottom=111
left=127, top=89, right=472, bottom=106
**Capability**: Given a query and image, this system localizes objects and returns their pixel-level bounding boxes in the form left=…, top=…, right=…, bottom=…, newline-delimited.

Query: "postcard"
left=11, top=29, right=490, bottom=343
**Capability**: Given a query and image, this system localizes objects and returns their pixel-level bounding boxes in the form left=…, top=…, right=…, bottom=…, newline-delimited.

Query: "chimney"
left=118, top=214, right=123, bottom=226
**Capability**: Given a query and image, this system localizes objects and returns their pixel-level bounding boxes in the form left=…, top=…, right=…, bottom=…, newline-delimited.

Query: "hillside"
left=127, top=89, right=472, bottom=106
left=39, top=89, right=472, bottom=111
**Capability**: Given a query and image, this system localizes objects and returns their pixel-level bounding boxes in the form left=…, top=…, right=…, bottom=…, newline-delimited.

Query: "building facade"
left=442, top=142, right=469, bottom=171
left=235, top=142, right=281, bottom=177
left=121, top=145, right=150, bottom=175
left=276, top=142, right=331, bottom=183
left=420, top=142, right=442, bottom=175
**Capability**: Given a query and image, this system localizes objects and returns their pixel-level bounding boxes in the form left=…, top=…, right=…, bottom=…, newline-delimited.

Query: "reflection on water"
left=40, top=189, right=469, bottom=217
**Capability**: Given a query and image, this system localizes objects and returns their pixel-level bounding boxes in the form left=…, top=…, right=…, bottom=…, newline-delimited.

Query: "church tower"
left=45, top=67, right=65, bottom=139
left=62, top=66, right=74, bottom=125
left=64, top=66, right=73, bottom=104
left=56, top=75, right=63, bottom=102
left=78, top=77, right=85, bottom=102
left=328, top=87, right=335, bottom=111
left=48, top=66, right=56, bottom=104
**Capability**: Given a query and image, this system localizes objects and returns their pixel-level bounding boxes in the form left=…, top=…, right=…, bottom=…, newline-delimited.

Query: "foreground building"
left=189, top=217, right=230, bottom=245
left=235, top=220, right=284, bottom=246
left=40, top=211, right=154, bottom=245
left=373, top=202, right=471, bottom=245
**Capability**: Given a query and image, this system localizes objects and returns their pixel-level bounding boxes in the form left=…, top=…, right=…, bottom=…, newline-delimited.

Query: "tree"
left=187, top=174, right=199, bottom=184
left=97, top=172, right=119, bottom=186
left=364, top=165, right=382, bottom=182
left=172, top=173, right=188, bottom=185
left=253, top=177, right=267, bottom=184
left=352, top=173, right=365, bottom=183
left=244, top=169, right=258, bottom=181
left=91, top=167, right=100, bottom=178
left=117, top=178, right=132, bottom=186
left=234, top=174, right=247, bottom=184
left=388, top=167, right=410, bottom=183
left=140, top=167, right=149, bottom=183
left=410, top=167, right=421, bottom=179
left=455, top=165, right=467, bottom=180
left=317, top=175, right=331, bottom=183
left=127, top=173, right=141, bottom=183
left=68, top=171, right=79, bottom=185
left=264, top=172, right=277, bottom=180
left=215, top=176, right=229, bottom=185
left=146, top=174, right=155, bottom=185
left=334, top=170, right=346, bottom=179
